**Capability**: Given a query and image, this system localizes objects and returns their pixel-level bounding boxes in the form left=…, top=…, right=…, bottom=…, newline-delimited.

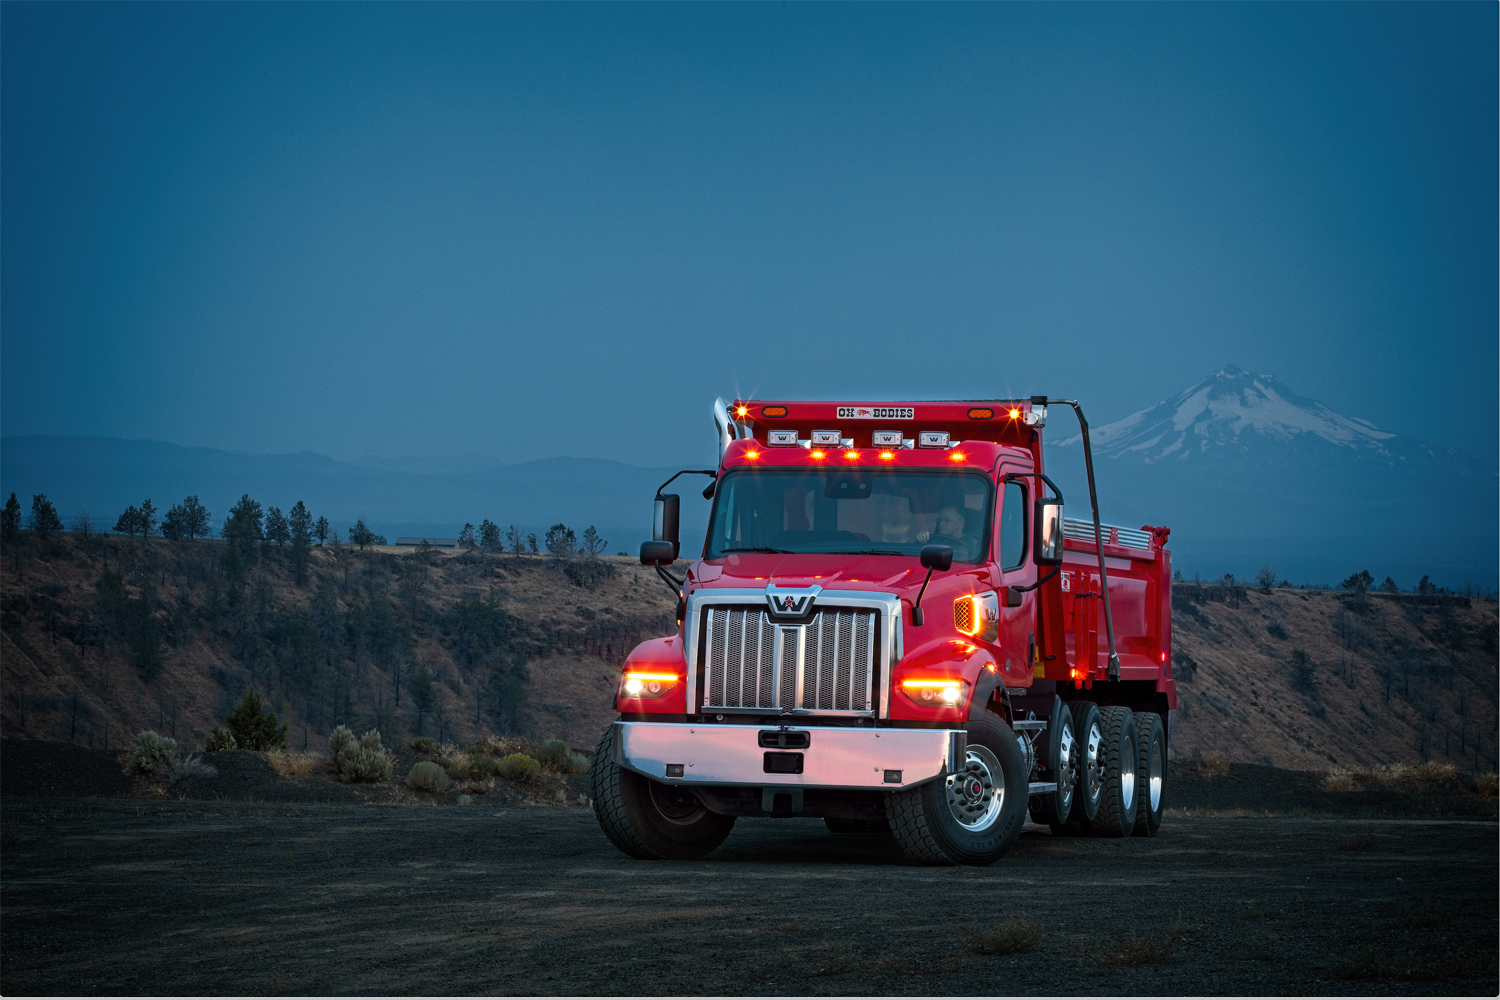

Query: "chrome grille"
left=702, top=605, right=876, bottom=715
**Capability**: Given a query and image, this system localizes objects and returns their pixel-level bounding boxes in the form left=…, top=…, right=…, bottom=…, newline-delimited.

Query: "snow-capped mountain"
left=1057, top=364, right=1490, bottom=477
left=1046, top=365, right=1497, bottom=587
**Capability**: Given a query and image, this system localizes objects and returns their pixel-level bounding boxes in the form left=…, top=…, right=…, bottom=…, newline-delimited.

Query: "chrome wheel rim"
left=945, top=745, right=1005, bottom=832
left=1056, top=718, right=1077, bottom=815
left=1149, top=738, right=1163, bottom=812
left=1122, top=763, right=1136, bottom=813
left=1083, top=721, right=1103, bottom=808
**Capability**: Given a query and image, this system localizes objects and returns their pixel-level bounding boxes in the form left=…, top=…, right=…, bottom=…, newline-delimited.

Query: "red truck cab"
left=592, top=398, right=1174, bottom=866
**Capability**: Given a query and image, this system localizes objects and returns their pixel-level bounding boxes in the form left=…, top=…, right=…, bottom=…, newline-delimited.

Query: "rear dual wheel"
left=1091, top=706, right=1139, bottom=837
left=1132, top=711, right=1165, bottom=837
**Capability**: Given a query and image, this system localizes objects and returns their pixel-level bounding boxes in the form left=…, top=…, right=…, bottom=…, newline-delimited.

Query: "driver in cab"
left=917, top=506, right=980, bottom=561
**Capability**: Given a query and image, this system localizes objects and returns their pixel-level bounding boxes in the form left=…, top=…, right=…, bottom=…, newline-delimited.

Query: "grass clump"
left=409, top=736, right=439, bottom=754
left=963, top=916, right=1042, bottom=955
left=330, top=725, right=394, bottom=783
left=1473, top=773, right=1497, bottom=798
left=1202, top=752, right=1230, bottom=776
left=537, top=739, right=590, bottom=774
left=497, top=753, right=540, bottom=783
left=406, top=760, right=450, bottom=793
left=264, top=751, right=327, bottom=778
left=1323, top=761, right=1464, bottom=793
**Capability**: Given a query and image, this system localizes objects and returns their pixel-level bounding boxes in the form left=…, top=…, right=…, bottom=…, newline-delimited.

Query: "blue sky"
left=3, top=2, right=1495, bottom=468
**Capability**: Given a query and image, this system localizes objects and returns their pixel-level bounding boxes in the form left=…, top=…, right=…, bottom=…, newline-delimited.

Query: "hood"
left=692, top=552, right=987, bottom=597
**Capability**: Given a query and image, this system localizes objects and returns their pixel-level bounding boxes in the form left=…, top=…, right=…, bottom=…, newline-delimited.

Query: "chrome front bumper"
left=613, top=721, right=964, bottom=791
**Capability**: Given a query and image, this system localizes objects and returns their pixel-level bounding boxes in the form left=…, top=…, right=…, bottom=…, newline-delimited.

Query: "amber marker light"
left=879, top=451, right=895, bottom=461
left=1008, top=408, right=1021, bottom=419
left=949, top=452, right=965, bottom=462
left=735, top=405, right=749, bottom=418
left=811, top=450, right=825, bottom=459
left=844, top=450, right=859, bottom=460
left=745, top=450, right=760, bottom=459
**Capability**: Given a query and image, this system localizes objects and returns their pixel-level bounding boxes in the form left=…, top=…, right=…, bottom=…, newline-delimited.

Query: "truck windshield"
left=705, top=468, right=993, bottom=563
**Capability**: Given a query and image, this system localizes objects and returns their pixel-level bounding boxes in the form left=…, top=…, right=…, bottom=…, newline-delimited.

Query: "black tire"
left=1028, top=697, right=1078, bottom=831
left=1132, top=711, right=1165, bottom=837
left=589, top=725, right=736, bottom=860
left=886, top=714, right=1028, bottom=866
left=1063, top=701, right=1103, bottom=833
left=1092, top=706, right=1138, bottom=838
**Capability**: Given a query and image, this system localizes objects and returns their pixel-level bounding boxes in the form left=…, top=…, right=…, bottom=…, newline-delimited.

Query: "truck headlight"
left=620, top=671, right=680, bottom=699
left=900, top=678, right=969, bottom=706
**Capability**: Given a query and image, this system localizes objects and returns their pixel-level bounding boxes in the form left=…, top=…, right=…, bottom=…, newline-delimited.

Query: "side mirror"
left=919, top=544, right=954, bottom=572
left=653, top=493, right=680, bottom=551
left=1035, top=499, right=1063, bottom=566
left=640, top=541, right=677, bottom=566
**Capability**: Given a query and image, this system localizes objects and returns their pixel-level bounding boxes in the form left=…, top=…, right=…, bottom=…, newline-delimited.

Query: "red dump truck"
left=590, top=397, right=1174, bottom=866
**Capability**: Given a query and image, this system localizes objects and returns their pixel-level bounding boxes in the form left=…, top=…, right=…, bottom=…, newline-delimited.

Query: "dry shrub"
left=468, top=753, right=499, bottom=778
left=1202, top=752, right=1230, bottom=776
left=1335, top=833, right=1375, bottom=851
left=964, top=917, right=1042, bottom=955
left=205, top=727, right=237, bottom=752
left=537, top=739, right=590, bottom=774
left=497, top=753, right=540, bottom=782
left=264, top=751, right=328, bottom=778
left=1322, top=770, right=1358, bottom=793
left=330, top=725, right=394, bottom=783
left=406, top=760, right=450, bottom=793
left=441, top=751, right=472, bottom=780
left=410, top=736, right=440, bottom=754
left=1473, top=773, right=1498, bottom=798
left=124, top=731, right=178, bottom=777
left=1099, top=929, right=1182, bottom=967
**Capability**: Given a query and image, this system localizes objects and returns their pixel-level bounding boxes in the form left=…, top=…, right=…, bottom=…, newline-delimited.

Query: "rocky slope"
left=2, top=534, right=1494, bottom=773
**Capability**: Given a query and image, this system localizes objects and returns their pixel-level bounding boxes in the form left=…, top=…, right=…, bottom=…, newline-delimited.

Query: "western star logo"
left=764, top=585, right=821, bottom=617
left=837, top=406, right=914, bottom=419
left=770, top=594, right=811, bottom=615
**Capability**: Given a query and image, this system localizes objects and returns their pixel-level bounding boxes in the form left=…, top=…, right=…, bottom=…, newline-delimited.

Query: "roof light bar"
left=872, top=430, right=902, bottom=447
left=810, top=430, right=841, bottom=446
left=767, top=430, right=798, bottom=447
left=918, top=431, right=950, bottom=449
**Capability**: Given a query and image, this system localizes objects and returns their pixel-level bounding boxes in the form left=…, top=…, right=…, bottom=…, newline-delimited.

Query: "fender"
left=968, top=665, right=1002, bottom=720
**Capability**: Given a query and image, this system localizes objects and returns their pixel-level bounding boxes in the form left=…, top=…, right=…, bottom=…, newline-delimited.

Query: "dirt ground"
left=3, top=792, right=1495, bottom=996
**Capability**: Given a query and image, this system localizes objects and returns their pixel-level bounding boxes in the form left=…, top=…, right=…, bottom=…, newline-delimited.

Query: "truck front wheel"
left=590, top=726, right=736, bottom=860
left=886, top=714, right=1028, bottom=866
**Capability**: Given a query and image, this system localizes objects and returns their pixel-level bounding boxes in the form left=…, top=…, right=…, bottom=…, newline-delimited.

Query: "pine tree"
left=138, top=499, right=157, bottom=538
left=457, top=523, right=476, bottom=550
left=544, top=524, right=576, bottom=557
left=350, top=518, right=376, bottom=549
left=506, top=524, right=522, bottom=554
left=265, top=506, right=290, bottom=546
left=581, top=525, right=607, bottom=558
left=288, top=501, right=313, bottom=584
left=222, top=495, right=264, bottom=557
left=313, top=516, right=330, bottom=546
left=115, top=506, right=142, bottom=537
left=29, top=495, right=64, bottom=538
left=479, top=519, right=501, bottom=553
left=3, top=493, right=22, bottom=543
left=224, top=688, right=288, bottom=751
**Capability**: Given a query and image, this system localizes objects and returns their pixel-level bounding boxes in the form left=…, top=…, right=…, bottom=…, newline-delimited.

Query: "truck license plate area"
left=758, top=730, right=810, bottom=749
left=763, top=751, right=804, bottom=774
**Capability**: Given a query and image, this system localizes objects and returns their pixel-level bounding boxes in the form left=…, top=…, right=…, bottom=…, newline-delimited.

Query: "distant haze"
left=4, top=366, right=1494, bottom=588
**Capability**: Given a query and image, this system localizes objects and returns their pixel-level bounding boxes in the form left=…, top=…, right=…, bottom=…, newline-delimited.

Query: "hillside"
left=1, top=533, right=1495, bottom=774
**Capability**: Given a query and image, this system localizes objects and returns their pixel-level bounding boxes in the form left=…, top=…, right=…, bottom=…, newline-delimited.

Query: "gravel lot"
left=3, top=796, right=1495, bottom=996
